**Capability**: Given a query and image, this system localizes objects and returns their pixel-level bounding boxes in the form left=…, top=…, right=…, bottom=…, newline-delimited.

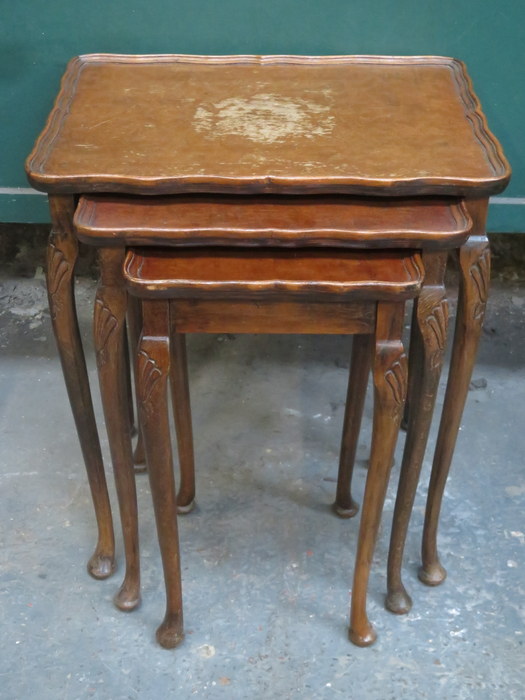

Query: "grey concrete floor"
left=0, top=273, right=523, bottom=699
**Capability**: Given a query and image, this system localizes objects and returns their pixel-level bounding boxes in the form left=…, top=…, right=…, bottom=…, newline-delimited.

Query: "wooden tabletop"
left=26, top=54, right=510, bottom=197
left=123, top=247, right=424, bottom=300
left=74, top=194, right=471, bottom=249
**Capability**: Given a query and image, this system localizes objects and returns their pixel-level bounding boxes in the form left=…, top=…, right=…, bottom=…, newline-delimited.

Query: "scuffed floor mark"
left=193, top=93, right=335, bottom=144
left=504, top=529, right=525, bottom=544
left=505, top=484, right=525, bottom=497
left=196, top=644, right=216, bottom=658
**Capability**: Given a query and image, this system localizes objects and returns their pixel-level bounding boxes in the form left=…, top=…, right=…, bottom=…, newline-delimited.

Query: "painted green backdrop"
left=3, top=1, right=524, bottom=230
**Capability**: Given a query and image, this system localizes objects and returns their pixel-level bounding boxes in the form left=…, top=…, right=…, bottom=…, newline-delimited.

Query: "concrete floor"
left=0, top=273, right=523, bottom=699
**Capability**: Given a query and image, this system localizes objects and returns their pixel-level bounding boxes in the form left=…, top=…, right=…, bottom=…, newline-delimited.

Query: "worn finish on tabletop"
left=26, top=55, right=509, bottom=640
left=26, top=55, right=510, bottom=197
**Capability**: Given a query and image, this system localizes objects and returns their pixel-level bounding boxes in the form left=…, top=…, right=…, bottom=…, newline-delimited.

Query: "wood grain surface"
left=123, top=247, right=424, bottom=300
left=74, top=194, right=471, bottom=249
left=26, top=54, right=510, bottom=197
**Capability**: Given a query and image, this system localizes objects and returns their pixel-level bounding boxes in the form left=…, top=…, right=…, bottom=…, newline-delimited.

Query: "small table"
left=26, top=54, right=510, bottom=608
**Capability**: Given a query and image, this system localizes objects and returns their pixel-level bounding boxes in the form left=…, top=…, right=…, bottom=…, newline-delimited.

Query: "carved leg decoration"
left=139, top=300, right=184, bottom=649
left=95, top=248, right=140, bottom=610
left=127, top=295, right=146, bottom=471
left=169, top=331, right=196, bottom=514
left=123, top=325, right=136, bottom=432
left=46, top=195, right=115, bottom=579
left=386, top=252, right=448, bottom=614
left=349, top=302, right=407, bottom=646
left=400, top=301, right=418, bottom=432
left=420, top=233, right=490, bottom=586
left=334, top=334, right=373, bottom=518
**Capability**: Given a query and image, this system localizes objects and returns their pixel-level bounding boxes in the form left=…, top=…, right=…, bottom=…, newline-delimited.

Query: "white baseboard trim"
left=490, top=197, right=525, bottom=205
left=0, top=187, right=46, bottom=196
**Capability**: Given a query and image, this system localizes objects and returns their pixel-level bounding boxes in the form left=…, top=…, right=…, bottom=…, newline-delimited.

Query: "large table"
left=26, top=54, right=510, bottom=617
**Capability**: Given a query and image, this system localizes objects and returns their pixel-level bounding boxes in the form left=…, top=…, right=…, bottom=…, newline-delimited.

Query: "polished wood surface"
left=124, top=248, right=424, bottom=300
left=126, top=295, right=146, bottom=468
left=334, top=334, right=373, bottom=518
left=168, top=332, right=196, bottom=513
left=386, top=250, right=449, bottom=614
left=349, top=301, right=407, bottom=646
left=27, top=54, right=510, bottom=197
left=46, top=194, right=116, bottom=580
left=75, top=194, right=471, bottom=250
left=127, top=247, right=417, bottom=648
left=27, top=54, right=509, bottom=647
left=420, top=231, right=491, bottom=587
left=170, top=300, right=376, bottom=335
left=94, top=249, right=140, bottom=611
left=138, top=300, right=184, bottom=648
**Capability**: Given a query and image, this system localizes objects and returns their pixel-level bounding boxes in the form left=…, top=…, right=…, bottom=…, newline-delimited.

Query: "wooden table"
left=26, top=54, right=510, bottom=615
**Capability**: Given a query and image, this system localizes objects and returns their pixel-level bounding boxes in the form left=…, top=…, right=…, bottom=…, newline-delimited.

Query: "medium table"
left=26, top=54, right=510, bottom=613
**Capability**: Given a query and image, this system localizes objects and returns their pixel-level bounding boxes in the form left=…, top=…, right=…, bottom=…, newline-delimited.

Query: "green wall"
left=3, top=0, right=525, bottom=230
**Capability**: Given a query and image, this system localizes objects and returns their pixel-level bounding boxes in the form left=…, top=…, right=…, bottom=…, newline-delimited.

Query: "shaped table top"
left=74, top=194, right=471, bottom=250
left=26, top=54, right=510, bottom=197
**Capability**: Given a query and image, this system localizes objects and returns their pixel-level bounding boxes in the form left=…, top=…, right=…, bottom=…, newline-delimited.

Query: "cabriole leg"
left=349, top=302, right=407, bottom=646
left=334, top=334, right=373, bottom=518
left=401, top=301, right=418, bottom=431
left=420, top=231, right=490, bottom=586
left=169, top=331, right=196, bottom=513
left=94, top=248, right=140, bottom=610
left=139, top=300, right=184, bottom=648
left=47, top=195, right=115, bottom=579
left=127, top=294, right=146, bottom=470
left=386, top=252, right=448, bottom=613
